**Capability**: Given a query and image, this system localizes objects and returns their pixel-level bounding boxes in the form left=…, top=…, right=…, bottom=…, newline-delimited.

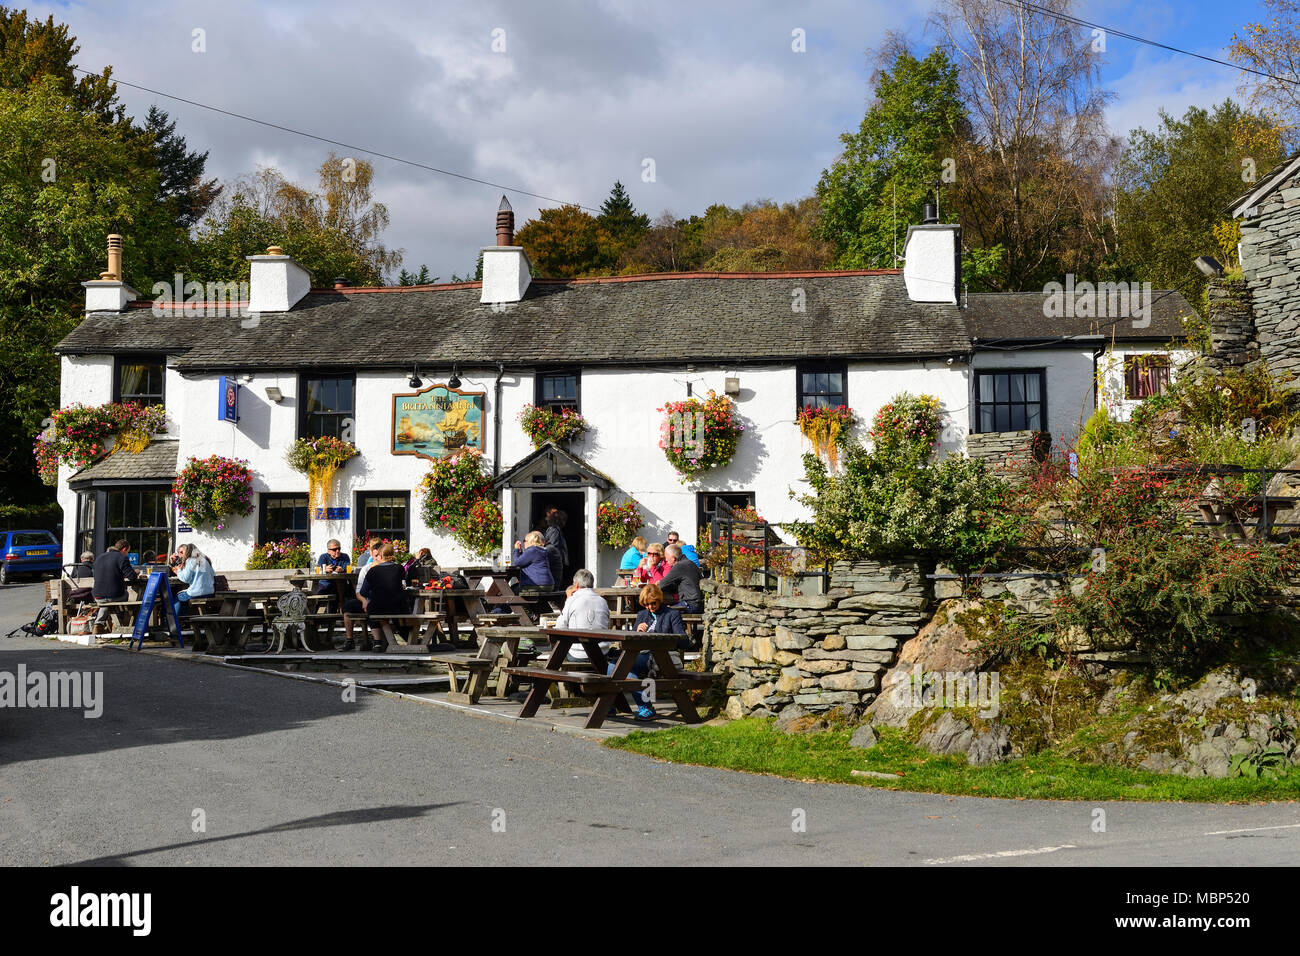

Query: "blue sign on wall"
left=219, top=376, right=240, bottom=422
left=315, top=507, right=350, bottom=521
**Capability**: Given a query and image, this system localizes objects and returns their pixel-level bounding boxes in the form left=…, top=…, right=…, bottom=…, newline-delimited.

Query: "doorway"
left=529, top=491, right=585, bottom=581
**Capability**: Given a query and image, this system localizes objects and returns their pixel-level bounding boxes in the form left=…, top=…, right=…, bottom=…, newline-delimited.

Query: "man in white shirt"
left=555, top=569, right=610, bottom=663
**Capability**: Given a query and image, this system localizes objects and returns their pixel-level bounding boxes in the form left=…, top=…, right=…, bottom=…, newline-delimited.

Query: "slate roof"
left=55, top=271, right=1199, bottom=368
left=56, top=272, right=972, bottom=369
left=1227, top=151, right=1300, bottom=218
left=69, top=440, right=179, bottom=485
left=966, top=290, right=1196, bottom=345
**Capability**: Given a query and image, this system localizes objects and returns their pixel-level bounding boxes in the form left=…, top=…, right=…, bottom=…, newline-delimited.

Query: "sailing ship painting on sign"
left=392, top=384, right=485, bottom=461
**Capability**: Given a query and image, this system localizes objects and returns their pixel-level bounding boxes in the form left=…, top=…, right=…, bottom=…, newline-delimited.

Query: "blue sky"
left=36, top=0, right=1283, bottom=279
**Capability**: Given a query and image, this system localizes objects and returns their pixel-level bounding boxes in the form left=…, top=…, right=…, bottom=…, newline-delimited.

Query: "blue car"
left=1, top=530, right=63, bottom=585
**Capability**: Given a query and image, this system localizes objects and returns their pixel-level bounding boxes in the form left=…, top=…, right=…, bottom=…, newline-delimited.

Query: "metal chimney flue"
left=101, top=234, right=123, bottom=280
left=922, top=203, right=938, bottom=225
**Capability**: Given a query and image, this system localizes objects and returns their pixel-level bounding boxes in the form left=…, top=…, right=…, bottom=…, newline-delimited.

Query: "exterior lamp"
left=408, top=366, right=423, bottom=389
left=448, top=364, right=461, bottom=389
left=264, top=386, right=284, bottom=403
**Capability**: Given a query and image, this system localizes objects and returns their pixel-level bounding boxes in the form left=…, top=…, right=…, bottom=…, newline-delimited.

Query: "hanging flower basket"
left=597, top=498, right=644, bottom=550
left=797, top=405, right=855, bottom=469
left=33, top=402, right=167, bottom=484
left=286, top=436, right=358, bottom=509
left=658, top=391, right=743, bottom=481
left=518, top=404, right=588, bottom=448
left=173, top=455, right=254, bottom=531
left=416, top=449, right=501, bottom=557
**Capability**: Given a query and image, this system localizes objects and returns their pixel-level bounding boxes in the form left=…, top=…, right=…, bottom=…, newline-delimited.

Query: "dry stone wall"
left=704, top=560, right=930, bottom=719
left=1239, top=170, right=1300, bottom=386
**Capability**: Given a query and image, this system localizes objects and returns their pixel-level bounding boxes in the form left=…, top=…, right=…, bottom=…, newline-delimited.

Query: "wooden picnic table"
left=430, top=625, right=544, bottom=704
left=192, top=589, right=328, bottom=654
left=505, top=626, right=712, bottom=729
left=288, top=571, right=357, bottom=606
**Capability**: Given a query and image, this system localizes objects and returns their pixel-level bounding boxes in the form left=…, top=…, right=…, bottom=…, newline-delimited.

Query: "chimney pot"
left=333, top=277, right=349, bottom=290
left=922, top=203, right=938, bottom=225
left=496, top=195, right=515, bottom=246
left=106, top=233, right=123, bottom=281
left=266, top=245, right=284, bottom=256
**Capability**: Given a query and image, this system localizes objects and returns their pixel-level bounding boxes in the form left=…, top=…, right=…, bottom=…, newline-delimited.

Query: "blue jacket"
left=679, top=543, right=701, bottom=566
left=634, top=607, right=685, bottom=634
left=512, top=545, right=554, bottom=589
left=176, top=557, right=215, bottom=598
left=619, top=546, right=645, bottom=570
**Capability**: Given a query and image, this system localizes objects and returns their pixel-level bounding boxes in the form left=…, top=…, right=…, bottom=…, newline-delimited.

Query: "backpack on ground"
left=8, top=601, right=58, bottom=638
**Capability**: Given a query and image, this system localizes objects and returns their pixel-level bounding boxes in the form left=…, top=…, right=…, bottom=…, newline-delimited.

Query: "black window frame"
left=75, top=492, right=96, bottom=559
left=298, top=373, right=356, bottom=440
left=974, top=368, right=1047, bottom=434
left=534, top=368, right=581, bottom=414
left=113, top=354, right=166, bottom=406
left=104, top=486, right=174, bottom=565
left=356, top=491, right=411, bottom=544
left=697, top=491, right=757, bottom=543
left=258, top=493, right=310, bottom=545
left=796, top=361, right=848, bottom=413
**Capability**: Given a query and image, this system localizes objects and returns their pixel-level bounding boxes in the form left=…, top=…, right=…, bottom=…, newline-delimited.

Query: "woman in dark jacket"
left=358, top=543, right=412, bottom=652
left=543, top=508, right=569, bottom=586
left=511, top=531, right=555, bottom=590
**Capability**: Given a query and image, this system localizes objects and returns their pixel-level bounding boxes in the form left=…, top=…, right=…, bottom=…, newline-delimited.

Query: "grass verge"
left=606, top=719, right=1300, bottom=802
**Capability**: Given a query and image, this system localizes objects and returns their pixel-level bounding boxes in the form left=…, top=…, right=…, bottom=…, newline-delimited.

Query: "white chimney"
left=903, top=219, right=961, bottom=305
left=83, top=234, right=139, bottom=312
left=246, top=245, right=312, bottom=312
left=480, top=196, right=532, bottom=304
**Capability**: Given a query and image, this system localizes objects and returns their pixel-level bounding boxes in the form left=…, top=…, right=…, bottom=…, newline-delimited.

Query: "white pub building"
left=54, top=202, right=1196, bottom=582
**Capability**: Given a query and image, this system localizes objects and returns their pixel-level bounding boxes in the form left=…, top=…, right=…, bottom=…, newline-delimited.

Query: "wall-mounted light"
left=264, top=386, right=284, bottom=403
left=1194, top=255, right=1224, bottom=278
left=724, top=375, right=740, bottom=396
left=408, top=365, right=423, bottom=389
left=448, top=364, right=461, bottom=389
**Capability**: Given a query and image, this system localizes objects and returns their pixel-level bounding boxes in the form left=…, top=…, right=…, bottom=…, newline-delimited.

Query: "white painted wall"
left=57, top=355, right=114, bottom=560
left=58, top=356, right=971, bottom=583
left=971, top=347, right=1098, bottom=445
left=1098, top=347, right=1199, bottom=423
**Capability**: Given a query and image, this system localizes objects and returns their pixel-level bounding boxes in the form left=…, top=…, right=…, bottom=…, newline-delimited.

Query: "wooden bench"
left=502, top=666, right=644, bottom=697
left=191, top=615, right=264, bottom=653
left=366, top=612, right=446, bottom=652
left=93, top=601, right=143, bottom=631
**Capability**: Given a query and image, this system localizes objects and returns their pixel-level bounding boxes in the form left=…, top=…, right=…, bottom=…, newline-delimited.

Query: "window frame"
left=696, top=491, right=756, bottom=543
left=974, top=368, right=1047, bottom=435
left=113, top=354, right=166, bottom=406
left=104, top=486, right=174, bottom=564
left=534, top=368, right=581, bottom=414
left=1123, top=353, right=1171, bottom=401
left=356, top=491, right=411, bottom=545
left=298, top=373, right=356, bottom=440
left=795, top=361, right=848, bottom=414
left=258, top=493, right=310, bottom=545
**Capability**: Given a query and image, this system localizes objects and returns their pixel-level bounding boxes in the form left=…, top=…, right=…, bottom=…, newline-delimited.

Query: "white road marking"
left=923, top=844, right=1077, bottom=865
left=1203, top=822, right=1300, bottom=836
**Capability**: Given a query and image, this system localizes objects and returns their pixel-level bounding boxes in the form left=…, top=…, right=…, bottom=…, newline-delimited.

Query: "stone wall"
left=1239, top=171, right=1300, bottom=386
left=704, top=559, right=931, bottom=719
left=1203, top=277, right=1260, bottom=372
left=964, top=430, right=1048, bottom=468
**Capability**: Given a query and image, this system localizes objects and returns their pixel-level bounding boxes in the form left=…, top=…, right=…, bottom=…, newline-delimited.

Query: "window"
left=976, top=370, right=1045, bottom=433
left=535, top=369, right=580, bottom=413
left=259, top=494, right=309, bottom=544
left=106, top=488, right=173, bottom=564
left=76, top=492, right=96, bottom=558
left=697, top=491, right=756, bottom=541
left=1124, top=354, right=1170, bottom=400
left=796, top=362, right=847, bottom=412
left=357, top=492, right=410, bottom=543
left=114, top=355, right=165, bottom=406
left=300, top=374, right=355, bottom=440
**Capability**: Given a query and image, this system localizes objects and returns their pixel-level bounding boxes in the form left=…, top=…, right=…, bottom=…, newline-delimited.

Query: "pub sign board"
left=392, top=383, right=485, bottom=461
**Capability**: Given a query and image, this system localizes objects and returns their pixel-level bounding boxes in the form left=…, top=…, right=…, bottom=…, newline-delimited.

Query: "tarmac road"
left=1, top=579, right=1298, bottom=866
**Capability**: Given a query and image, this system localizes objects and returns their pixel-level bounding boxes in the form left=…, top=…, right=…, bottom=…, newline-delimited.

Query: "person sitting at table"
left=340, top=540, right=383, bottom=650
left=619, top=535, right=647, bottom=572
left=404, top=547, right=437, bottom=584
left=556, top=569, right=610, bottom=630
left=170, top=543, right=215, bottom=627
left=72, top=551, right=95, bottom=581
left=510, top=531, right=554, bottom=591
left=600, top=583, right=666, bottom=721
left=91, top=539, right=139, bottom=631
left=357, top=543, right=411, bottom=653
left=658, top=543, right=702, bottom=613
left=313, top=539, right=350, bottom=609
left=665, top=530, right=701, bottom=566
left=632, top=543, right=668, bottom=585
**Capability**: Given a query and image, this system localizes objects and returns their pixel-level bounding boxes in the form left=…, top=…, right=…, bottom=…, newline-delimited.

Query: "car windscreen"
left=12, top=533, right=57, bottom=547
